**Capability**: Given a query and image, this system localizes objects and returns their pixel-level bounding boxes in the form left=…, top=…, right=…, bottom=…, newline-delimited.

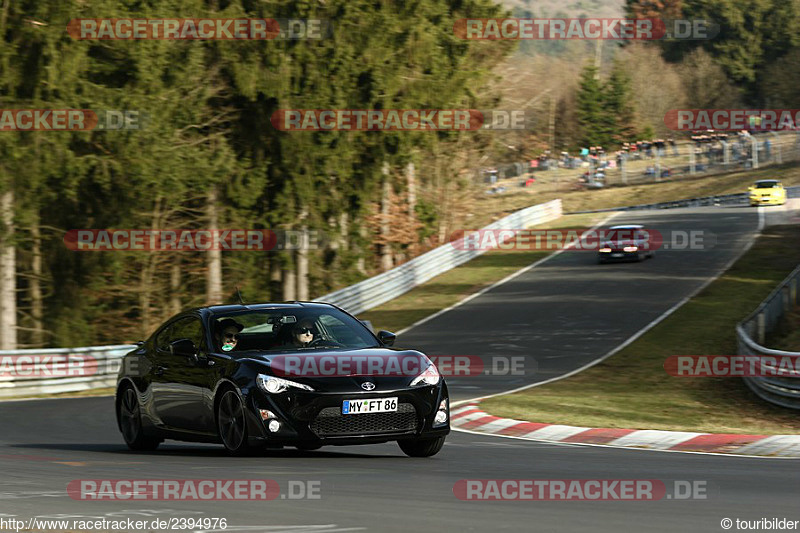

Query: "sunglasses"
left=223, top=333, right=240, bottom=340
left=295, top=328, right=314, bottom=335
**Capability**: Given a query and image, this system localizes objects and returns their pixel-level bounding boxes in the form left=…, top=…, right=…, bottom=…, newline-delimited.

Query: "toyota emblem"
left=361, top=382, right=376, bottom=391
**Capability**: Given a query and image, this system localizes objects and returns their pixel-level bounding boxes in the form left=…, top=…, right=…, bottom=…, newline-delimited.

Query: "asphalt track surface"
left=1, top=205, right=798, bottom=533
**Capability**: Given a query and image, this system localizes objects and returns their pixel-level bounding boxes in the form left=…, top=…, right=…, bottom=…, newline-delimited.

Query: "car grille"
left=311, top=403, right=418, bottom=437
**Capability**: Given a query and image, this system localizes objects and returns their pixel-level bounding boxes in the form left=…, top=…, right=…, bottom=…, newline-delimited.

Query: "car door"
left=152, top=315, right=210, bottom=432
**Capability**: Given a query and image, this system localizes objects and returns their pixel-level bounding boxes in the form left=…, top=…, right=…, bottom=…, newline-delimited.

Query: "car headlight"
left=599, top=247, right=612, bottom=253
left=257, top=374, right=314, bottom=394
left=623, top=246, right=638, bottom=252
left=410, top=363, right=440, bottom=387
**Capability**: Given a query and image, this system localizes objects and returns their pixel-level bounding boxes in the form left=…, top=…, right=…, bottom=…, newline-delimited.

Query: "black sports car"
left=115, top=302, right=449, bottom=457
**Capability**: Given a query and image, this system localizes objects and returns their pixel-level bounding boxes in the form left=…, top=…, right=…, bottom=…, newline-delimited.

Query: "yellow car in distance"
left=749, top=179, right=787, bottom=206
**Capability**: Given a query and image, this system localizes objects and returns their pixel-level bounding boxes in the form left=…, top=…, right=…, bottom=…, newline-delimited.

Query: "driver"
left=216, top=318, right=244, bottom=352
left=291, top=319, right=318, bottom=348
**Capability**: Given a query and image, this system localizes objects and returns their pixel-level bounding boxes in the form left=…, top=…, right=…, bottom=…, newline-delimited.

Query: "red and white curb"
left=451, top=403, right=800, bottom=457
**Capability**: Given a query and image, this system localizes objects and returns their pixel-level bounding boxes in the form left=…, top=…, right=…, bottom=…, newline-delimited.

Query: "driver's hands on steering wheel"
left=308, top=337, right=344, bottom=348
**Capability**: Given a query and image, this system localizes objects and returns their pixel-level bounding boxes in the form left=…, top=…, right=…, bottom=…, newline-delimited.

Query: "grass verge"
left=479, top=224, right=800, bottom=435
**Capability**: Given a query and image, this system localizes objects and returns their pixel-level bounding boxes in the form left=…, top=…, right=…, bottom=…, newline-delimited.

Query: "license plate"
left=612, top=253, right=623, bottom=257
left=342, top=397, right=398, bottom=415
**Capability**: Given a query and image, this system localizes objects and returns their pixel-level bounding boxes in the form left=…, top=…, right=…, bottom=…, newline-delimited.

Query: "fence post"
left=757, top=311, right=766, bottom=345
left=751, top=136, right=759, bottom=169
left=722, top=141, right=729, bottom=168
left=783, top=286, right=791, bottom=313
left=770, top=132, right=782, bottom=164
left=689, top=146, right=696, bottom=175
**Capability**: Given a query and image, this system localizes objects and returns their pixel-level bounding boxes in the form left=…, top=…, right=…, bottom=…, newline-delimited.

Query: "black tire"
left=118, top=385, right=161, bottom=451
left=217, top=388, right=253, bottom=455
left=398, top=436, right=446, bottom=457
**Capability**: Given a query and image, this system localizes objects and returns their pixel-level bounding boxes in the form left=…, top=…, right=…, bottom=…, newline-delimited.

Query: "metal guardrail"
left=315, top=199, right=563, bottom=315
left=569, top=186, right=800, bottom=214
left=0, top=199, right=562, bottom=399
left=0, top=344, right=134, bottom=399
left=738, top=265, right=800, bottom=409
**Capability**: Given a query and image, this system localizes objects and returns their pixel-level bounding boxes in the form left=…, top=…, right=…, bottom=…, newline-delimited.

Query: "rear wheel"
left=118, top=385, right=161, bottom=451
left=398, top=436, right=446, bottom=457
left=217, top=389, right=253, bottom=455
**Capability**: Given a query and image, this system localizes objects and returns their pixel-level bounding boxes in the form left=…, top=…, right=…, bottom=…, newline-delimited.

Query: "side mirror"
left=170, top=338, right=197, bottom=358
left=377, top=330, right=396, bottom=347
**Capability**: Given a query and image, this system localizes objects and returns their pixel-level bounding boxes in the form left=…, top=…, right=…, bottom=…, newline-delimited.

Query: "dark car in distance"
left=597, top=224, right=656, bottom=263
left=116, top=302, right=449, bottom=457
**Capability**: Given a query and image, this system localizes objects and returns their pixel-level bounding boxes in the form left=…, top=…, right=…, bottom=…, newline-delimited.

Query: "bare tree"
left=0, top=189, right=15, bottom=349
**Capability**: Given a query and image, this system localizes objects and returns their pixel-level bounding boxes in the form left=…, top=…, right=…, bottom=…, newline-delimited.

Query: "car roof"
left=755, top=179, right=780, bottom=184
left=195, top=301, right=337, bottom=314
left=608, top=224, right=644, bottom=230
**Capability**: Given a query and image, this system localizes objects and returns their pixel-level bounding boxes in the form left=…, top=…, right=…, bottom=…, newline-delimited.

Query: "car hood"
left=240, top=348, right=434, bottom=393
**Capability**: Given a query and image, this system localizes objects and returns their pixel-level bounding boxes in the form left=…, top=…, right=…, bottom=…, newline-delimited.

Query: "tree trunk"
left=169, top=262, right=181, bottom=316
left=30, top=222, right=43, bottom=347
left=406, top=161, right=416, bottom=215
left=0, top=190, right=16, bottom=349
left=339, top=212, right=349, bottom=250
left=269, top=259, right=282, bottom=300
left=296, top=206, right=309, bottom=300
left=282, top=261, right=296, bottom=301
left=296, top=227, right=309, bottom=300
left=139, top=261, right=153, bottom=339
left=437, top=181, right=450, bottom=244
left=356, top=222, right=367, bottom=274
left=380, top=162, right=393, bottom=271
left=206, top=187, right=223, bottom=305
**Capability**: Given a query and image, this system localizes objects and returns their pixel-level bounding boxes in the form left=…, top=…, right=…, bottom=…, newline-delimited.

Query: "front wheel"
left=398, top=436, right=446, bottom=457
left=217, top=389, right=253, bottom=455
left=118, top=385, right=161, bottom=451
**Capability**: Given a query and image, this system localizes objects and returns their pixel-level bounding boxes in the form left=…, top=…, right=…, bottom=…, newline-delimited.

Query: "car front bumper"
left=598, top=250, right=640, bottom=262
left=750, top=195, right=784, bottom=205
left=242, top=382, right=450, bottom=446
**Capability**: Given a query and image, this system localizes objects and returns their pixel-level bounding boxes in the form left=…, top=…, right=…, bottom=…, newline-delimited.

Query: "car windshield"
left=209, top=308, right=380, bottom=353
left=756, top=182, right=779, bottom=188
